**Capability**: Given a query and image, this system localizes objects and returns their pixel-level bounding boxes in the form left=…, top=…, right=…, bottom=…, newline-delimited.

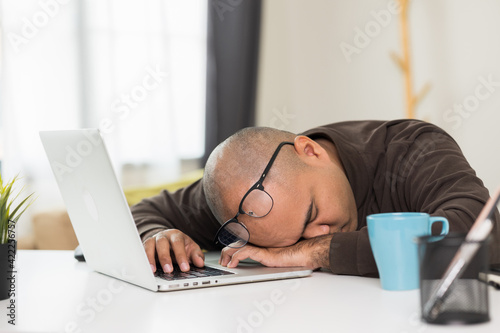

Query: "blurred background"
left=1, top=0, right=499, bottom=249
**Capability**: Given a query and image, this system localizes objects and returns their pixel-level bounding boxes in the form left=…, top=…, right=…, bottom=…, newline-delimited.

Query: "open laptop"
left=39, top=129, right=312, bottom=292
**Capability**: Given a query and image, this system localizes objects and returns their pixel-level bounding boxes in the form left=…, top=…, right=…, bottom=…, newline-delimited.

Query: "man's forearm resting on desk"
left=219, top=234, right=332, bottom=270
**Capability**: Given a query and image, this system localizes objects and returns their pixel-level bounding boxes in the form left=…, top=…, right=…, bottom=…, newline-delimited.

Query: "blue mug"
left=367, top=212, right=449, bottom=291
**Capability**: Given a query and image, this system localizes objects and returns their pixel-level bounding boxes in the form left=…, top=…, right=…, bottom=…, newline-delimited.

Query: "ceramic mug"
left=367, top=212, right=449, bottom=291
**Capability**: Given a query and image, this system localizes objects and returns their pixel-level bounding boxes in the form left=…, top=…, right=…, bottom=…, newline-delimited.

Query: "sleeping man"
left=132, top=119, right=500, bottom=275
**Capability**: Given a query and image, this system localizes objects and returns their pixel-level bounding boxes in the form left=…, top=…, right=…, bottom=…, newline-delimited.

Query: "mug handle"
left=429, top=216, right=449, bottom=236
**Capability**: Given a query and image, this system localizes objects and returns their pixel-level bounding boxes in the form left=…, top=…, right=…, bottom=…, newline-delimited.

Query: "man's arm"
left=131, top=179, right=221, bottom=272
left=404, top=131, right=500, bottom=265
left=219, top=234, right=332, bottom=270
left=329, top=130, right=499, bottom=276
left=131, top=179, right=220, bottom=248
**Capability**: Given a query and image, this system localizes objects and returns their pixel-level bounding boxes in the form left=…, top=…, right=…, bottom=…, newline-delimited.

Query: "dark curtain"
left=203, top=0, right=262, bottom=164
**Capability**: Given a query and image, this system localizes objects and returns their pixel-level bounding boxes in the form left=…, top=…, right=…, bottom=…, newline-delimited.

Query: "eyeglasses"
left=213, top=141, right=295, bottom=248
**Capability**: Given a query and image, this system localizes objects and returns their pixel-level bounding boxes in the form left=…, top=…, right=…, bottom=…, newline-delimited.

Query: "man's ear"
left=293, top=136, right=329, bottom=165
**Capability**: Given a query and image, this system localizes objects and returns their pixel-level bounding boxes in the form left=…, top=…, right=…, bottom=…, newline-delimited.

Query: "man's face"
left=223, top=143, right=358, bottom=248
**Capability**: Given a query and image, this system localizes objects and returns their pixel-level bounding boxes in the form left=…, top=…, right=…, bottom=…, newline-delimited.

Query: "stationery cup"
left=417, top=234, right=490, bottom=324
left=367, top=212, right=449, bottom=291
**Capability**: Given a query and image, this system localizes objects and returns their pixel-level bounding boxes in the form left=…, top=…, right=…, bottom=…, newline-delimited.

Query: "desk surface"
left=0, top=250, right=499, bottom=333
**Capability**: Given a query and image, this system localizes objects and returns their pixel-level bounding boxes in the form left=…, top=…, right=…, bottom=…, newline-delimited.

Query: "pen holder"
left=417, top=234, right=490, bottom=325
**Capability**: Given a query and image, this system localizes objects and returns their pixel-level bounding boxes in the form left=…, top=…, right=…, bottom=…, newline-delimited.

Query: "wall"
left=256, top=0, right=500, bottom=193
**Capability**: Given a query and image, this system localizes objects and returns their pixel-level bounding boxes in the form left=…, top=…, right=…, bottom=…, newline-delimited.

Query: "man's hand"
left=143, top=229, right=205, bottom=273
left=219, top=234, right=333, bottom=270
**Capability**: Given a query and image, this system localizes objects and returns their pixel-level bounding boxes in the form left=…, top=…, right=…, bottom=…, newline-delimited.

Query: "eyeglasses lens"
left=217, top=221, right=249, bottom=248
left=241, top=189, right=273, bottom=217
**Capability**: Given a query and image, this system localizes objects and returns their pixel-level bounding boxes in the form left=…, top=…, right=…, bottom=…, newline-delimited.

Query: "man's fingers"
left=169, top=233, right=191, bottom=272
left=155, top=234, right=174, bottom=273
left=227, top=248, right=255, bottom=268
left=143, top=237, right=157, bottom=273
left=220, top=247, right=247, bottom=267
left=221, top=246, right=272, bottom=268
left=145, top=229, right=205, bottom=273
left=190, top=248, right=205, bottom=268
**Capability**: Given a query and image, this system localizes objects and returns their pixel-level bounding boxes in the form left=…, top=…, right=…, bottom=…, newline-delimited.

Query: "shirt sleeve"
left=404, top=131, right=500, bottom=264
left=130, top=178, right=222, bottom=250
left=328, top=130, right=500, bottom=276
left=329, top=227, right=377, bottom=276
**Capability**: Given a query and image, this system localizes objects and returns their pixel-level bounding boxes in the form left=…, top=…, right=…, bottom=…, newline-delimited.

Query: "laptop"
left=39, top=129, right=312, bottom=292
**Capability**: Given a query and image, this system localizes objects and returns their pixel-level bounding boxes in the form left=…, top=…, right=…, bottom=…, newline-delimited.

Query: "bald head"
left=203, top=127, right=304, bottom=223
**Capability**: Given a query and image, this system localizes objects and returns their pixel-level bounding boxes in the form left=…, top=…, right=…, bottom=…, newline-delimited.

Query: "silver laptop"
left=39, top=129, right=312, bottom=292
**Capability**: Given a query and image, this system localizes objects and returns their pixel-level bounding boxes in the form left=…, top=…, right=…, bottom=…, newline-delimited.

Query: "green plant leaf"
left=10, top=193, right=35, bottom=221
left=0, top=173, right=35, bottom=244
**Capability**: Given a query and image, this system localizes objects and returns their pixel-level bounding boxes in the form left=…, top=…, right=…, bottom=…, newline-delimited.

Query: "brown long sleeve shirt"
left=131, top=119, right=500, bottom=275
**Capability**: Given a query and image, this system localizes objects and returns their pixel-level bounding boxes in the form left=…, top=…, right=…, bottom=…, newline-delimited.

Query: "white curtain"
left=0, top=0, right=207, bottom=237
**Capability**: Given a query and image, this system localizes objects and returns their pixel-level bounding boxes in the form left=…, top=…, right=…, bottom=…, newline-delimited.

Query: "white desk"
left=0, top=250, right=499, bottom=333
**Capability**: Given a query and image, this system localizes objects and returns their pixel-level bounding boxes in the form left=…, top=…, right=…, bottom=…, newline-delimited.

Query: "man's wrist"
left=296, top=234, right=333, bottom=270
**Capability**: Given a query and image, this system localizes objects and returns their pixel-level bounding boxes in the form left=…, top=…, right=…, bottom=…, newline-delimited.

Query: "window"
left=0, top=0, right=207, bottom=236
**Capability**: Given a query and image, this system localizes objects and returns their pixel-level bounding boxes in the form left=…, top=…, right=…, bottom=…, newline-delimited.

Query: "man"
left=132, top=119, right=500, bottom=276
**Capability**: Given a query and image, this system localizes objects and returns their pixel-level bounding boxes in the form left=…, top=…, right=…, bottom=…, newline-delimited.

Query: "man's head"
left=203, top=127, right=358, bottom=248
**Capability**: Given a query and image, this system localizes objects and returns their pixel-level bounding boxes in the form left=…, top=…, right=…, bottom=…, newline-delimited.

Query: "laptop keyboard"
left=155, top=263, right=234, bottom=281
